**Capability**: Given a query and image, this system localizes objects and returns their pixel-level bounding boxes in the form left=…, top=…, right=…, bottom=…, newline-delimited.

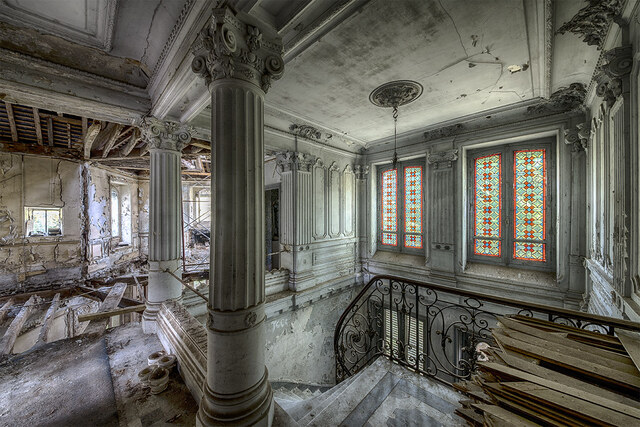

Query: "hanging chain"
left=392, top=106, right=398, bottom=169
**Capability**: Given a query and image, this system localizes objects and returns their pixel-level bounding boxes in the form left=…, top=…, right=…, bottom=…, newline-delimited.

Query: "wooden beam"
left=32, top=108, right=43, bottom=145
left=133, top=275, right=145, bottom=303
left=617, top=330, right=640, bottom=372
left=76, top=285, right=143, bottom=308
left=47, top=117, right=54, bottom=146
left=83, top=282, right=127, bottom=336
left=34, top=293, right=61, bottom=347
left=83, top=121, right=102, bottom=159
left=0, top=295, right=36, bottom=354
left=39, top=112, right=82, bottom=126
left=120, top=127, right=140, bottom=157
left=4, top=102, right=18, bottom=142
left=189, top=141, right=211, bottom=150
left=77, top=304, right=145, bottom=322
left=101, top=123, right=124, bottom=158
left=81, top=117, right=88, bottom=138
left=0, top=140, right=82, bottom=160
left=0, top=298, right=14, bottom=323
left=66, top=123, right=71, bottom=148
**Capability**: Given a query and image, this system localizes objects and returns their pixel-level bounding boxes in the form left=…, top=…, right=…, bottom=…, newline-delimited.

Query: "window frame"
left=377, top=159, right=426, bottom=255
left=110, top=186, right=121, bottom=239
left=466, top=140, right=555, bottom=271
left=24, top=207, right=63, bottom=237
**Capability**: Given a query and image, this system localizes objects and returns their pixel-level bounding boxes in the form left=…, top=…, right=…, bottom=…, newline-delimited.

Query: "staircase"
left=273, top=357, right=463, bottom=426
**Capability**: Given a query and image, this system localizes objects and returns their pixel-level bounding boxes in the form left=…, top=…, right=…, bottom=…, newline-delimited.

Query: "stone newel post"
left=191, top=7, right=284, bottom=426
left=141, top=118, right=192, bottom=333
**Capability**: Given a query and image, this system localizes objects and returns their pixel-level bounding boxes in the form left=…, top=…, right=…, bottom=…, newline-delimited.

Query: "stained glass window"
left=473, top=154, right=501, bottom=257
left=381, top=169, right=397, bottom=245
left=404, top=166, right=423, bottom=249
left=513, top=149, right=546, bottom=262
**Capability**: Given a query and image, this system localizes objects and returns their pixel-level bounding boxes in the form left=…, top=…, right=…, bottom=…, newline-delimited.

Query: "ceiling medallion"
left=369, top=80, right=423, bottom=108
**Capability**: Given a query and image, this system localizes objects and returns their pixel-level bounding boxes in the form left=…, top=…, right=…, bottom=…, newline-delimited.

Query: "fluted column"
left=141, top=118, right=192, bottom=333
left=191, top=7, right=284, bottom=426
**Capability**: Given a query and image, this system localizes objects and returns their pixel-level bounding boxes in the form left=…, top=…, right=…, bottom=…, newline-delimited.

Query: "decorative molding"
left=191, top=7, right=284, bottom=93
left=556, top=0, right=622, bottom=49
left=369, top=80, right=423, bottom=108
left=275, top=151, right=316, bottom=172
left=289, top=124, right=322, bottom=140
left=140, top=117, right=193, bottom=151
left=527, top=83, right=586, bottom=114
left=544, top=0, right=553, bottom=98
left=354, top=164, right=369, bottom=180
left=423, top=123, right=464, bottom=142
left=593, top=46, right=631, bottom=107
left=564, top=122, right=590, bottom=151
left=427, top=149, right=458, bottom=169
left=328, top=161, right=340, bottom=172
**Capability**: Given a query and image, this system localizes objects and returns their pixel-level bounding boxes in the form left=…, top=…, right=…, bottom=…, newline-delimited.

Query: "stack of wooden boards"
left=454, top=314, right=640, bottom=426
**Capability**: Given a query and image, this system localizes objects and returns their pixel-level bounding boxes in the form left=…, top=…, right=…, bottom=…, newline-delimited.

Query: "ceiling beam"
left=83, top=121, right=102, bottom=159
left=120, top=127, right=141, bottom=157
left=32, top=107, right=43, bottom=145
left=0, top=139, right=82, bottom=160
left=101, top=123, right=124, bottom=158
left=46, top=117, right=54, bottom=146
left=4, top=102, right=18, bottom=142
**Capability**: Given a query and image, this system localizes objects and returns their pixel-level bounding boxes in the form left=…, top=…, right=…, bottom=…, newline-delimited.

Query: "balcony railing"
left=334, top=275, right=640, bottom=384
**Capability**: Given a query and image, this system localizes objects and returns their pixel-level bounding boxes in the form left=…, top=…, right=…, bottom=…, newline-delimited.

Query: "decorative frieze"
left=527, top=83, right=586, bottom=114
left=140, top=118, right=192, bottom=152
left=564, top=122, right=590, bottom=151
left=556, top=0, right=622, bottom=49
left=191, top=7, right=284, bottom=93
left=427, top=149, right=458, bottom=169
left=423, top=123, right=464, bottom=142
left=289, top=124, right=322, bottom=140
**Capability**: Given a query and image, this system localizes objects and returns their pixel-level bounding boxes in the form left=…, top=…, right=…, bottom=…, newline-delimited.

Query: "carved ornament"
left=354, top=165, right=370, bottom=180
left=289, top=124, right=322, bottom=140
left=191, top=7, right=284, bottom=93
left=140, top=117, right=192, bottom=152
left=527, top=83, right=586, bottom=115
left=556, top=0, right=622, bottom=49
left=427, top=149, right=458, bottom=169
left=564, top=122, right=590, bottom=151
left=276, top=151, right=316, bottom=172
left=423, top=123, right=464, bottom=142
left=595, top=46, right=632, bottom=107
left=369, top=80, right=423, bottom=108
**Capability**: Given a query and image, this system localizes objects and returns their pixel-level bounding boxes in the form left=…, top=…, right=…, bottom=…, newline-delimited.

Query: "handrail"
left=334, top=275, right=640, bottom=383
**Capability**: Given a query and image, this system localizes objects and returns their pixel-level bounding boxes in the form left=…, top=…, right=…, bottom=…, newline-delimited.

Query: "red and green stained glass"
left=381, top=169, right=397, bottom=246
left=473, top=154, right=501, bottom=257
left=404, top=166, right=423, bottom=249
left=513, top=150, right=546, bottom=262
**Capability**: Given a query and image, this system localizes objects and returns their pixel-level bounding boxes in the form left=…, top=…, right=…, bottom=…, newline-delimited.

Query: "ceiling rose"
left=369, top=80, right=423, bottom=108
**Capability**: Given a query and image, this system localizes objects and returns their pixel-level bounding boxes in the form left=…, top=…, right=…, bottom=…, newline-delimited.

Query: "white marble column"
left=191, top=7, right=284, bottom=426
left=141, top=118, right=192, bottom=333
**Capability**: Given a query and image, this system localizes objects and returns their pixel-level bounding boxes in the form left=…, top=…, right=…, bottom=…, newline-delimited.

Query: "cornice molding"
left=527, top=83, right=586, bottom=115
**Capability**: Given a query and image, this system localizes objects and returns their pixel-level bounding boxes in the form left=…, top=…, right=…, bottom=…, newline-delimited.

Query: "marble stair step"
left=286, top=370, right=363, bottom=422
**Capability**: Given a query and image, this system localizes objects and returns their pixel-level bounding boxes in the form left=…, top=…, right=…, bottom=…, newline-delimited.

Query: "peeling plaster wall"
left=265, top=286, right=359, bottom=386
left=87, top=166, right=142, bottom=276
left=138, top=180, right=150, bottom=257
left=0, top=154, right=83, bottom=294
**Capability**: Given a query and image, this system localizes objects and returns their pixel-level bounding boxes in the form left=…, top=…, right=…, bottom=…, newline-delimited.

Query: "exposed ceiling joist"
left=32, top=107, right=43, bottom=145
left=4, top=102, right=18, bottom=142
left=101, top=124, right=124, bottom=158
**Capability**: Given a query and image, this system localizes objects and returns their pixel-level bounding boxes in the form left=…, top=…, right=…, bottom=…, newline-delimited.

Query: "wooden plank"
left=478, top=361, right=640, bottom=419
left=47, top=117, right=54, bottom=146
left=101, top=123, right=124, bottom=158
left=497, top=325, right=639, bottom=375
left=454, top=408, right=483, bottom=426
left=81, top=117, right=88, bottom=138
left=32, top=107, right=43, bottom=145
left=83, top=283, right=127, bottom=336
left=83, top=121, right=102, bottom=159
left=501, top=381, right=639, bottom=426
left=120, top=128, right=140, bottom=157
left=66, top=123, right=71, bottom=148
left=499, top=317, right=634, bottom=366
left=133, top=275, right=145, bottom=303
left=0, top=298, right=14, bottom=323
left=4, top=102, right=18, bottom=142
left=496, top=349, right=640, bottom=408
left=492, top=331, right=640, bottom=392
left=489, top=393, right=566, bottom=427
left=0, top=140, right=82, bottom=160
left=34, top=293, right=61, bottom=347
left=0, top=296, right=36, bottom=354
left=77, top=304, right=145, bottom=322
left=510, top=315, right=621, bottom=344
left=472, top=403, right=539, bottom=427
left=617, top=330, right=640, bottom=372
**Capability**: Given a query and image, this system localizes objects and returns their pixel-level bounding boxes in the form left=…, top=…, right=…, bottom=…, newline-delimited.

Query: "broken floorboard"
left=0, top=296, right=37, bottom=355
left=84, top=283, right=127, bottom=336
left=0, top=298, right=14, bottom=323
left=78, top=304, right=145, bottom=323
left=77, top=285, right=142, bottom=308
left=34, top=293, right=61, bottom=347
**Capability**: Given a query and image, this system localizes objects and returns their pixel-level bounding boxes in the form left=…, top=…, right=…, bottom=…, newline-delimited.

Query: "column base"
left=143, top=259, right=183, bottom=334
left=196, top=367, right=274, bottom=427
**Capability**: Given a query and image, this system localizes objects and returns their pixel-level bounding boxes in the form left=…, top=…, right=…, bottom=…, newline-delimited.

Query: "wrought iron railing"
left=334, top=275, right=640, bottom=384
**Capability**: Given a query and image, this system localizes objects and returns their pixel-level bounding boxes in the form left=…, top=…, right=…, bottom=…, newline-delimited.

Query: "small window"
left=25, top=208, right=62, bottom=236
left=111, top=188, right=120, bottom=238
left=378, top=160, right=425, bottom=253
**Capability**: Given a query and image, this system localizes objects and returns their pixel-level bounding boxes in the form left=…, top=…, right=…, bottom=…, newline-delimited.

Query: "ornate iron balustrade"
left=334, top=275, right=640, bottom=384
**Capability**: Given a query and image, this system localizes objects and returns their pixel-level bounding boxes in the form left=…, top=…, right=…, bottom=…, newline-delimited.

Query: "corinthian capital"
left=191, top=7, right=284, bottom=93
left=140, top=117, right=192, bottom=152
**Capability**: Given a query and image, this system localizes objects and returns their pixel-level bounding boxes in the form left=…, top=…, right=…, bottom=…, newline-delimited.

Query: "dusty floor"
left=0, top=322, right=197, bottom=427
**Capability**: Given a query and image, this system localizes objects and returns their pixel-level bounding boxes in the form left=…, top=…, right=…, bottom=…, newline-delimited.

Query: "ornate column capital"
left=140, top=118, right=192, bottom=151
left=564, top=122, right=590, bottom=151
left=191, top=7, right=284, bottom=93
left=427, top=149, right=458, bottom=169
left=595, top=45, right=632, bottom=106
left=354, top=164, right=370, bottom=180
left=275, top=151, right=315, bottom=172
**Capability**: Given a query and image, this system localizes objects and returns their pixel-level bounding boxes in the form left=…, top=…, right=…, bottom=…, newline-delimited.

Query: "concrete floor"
left=0, top=322, right=197, bottom=427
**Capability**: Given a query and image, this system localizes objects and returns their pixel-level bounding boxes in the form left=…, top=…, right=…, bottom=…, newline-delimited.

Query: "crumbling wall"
left=0, top=154, right=84, bottom=295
